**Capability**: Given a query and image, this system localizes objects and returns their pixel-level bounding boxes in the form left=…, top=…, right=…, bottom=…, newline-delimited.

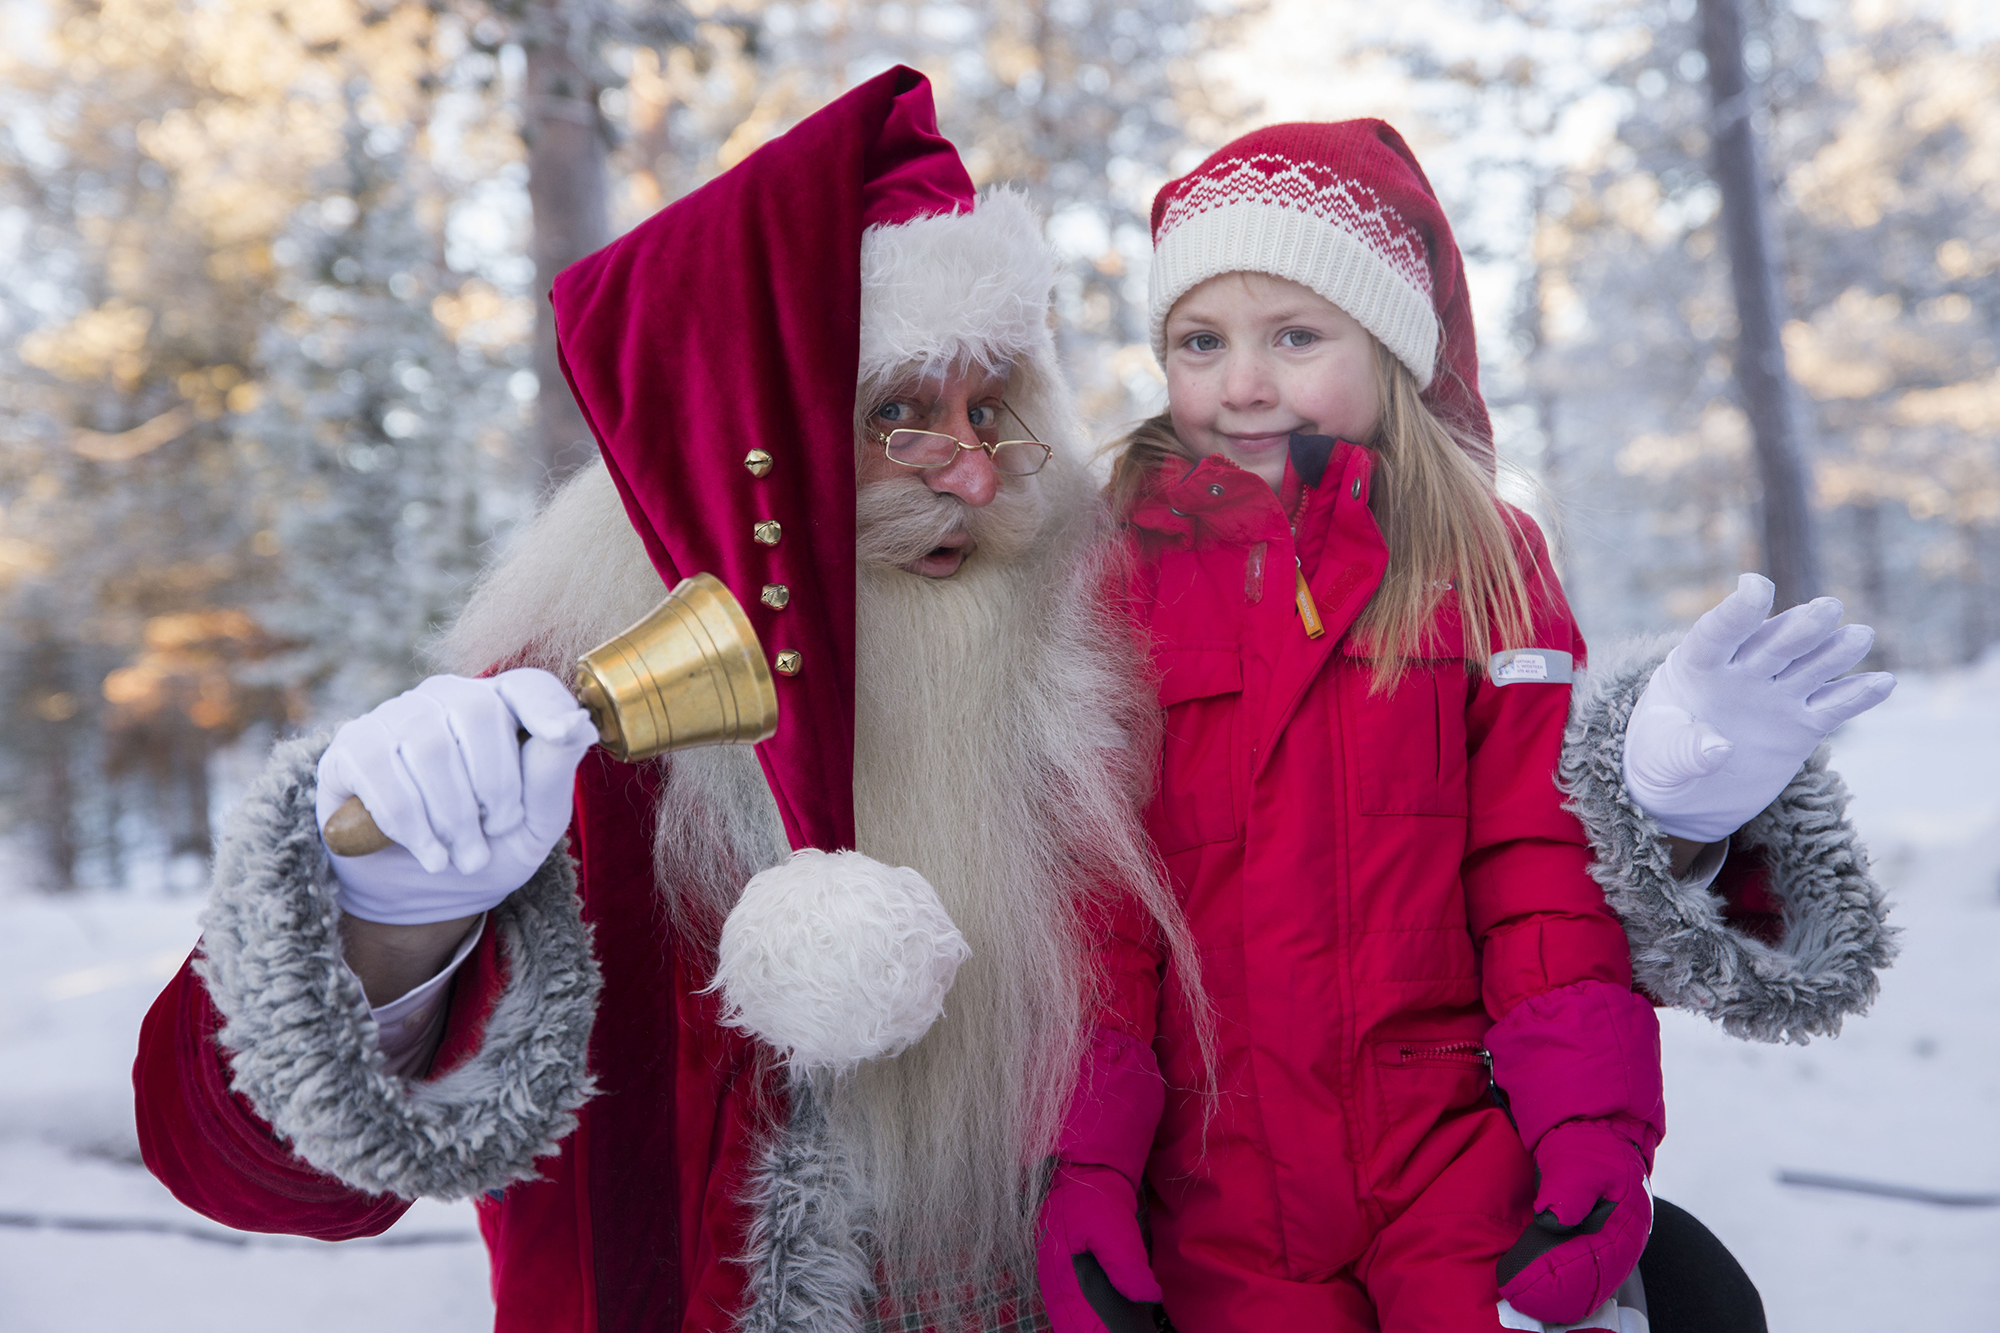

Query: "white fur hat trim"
left=858, top=187, right=1057, bottom=385
left=710, top=848, right=971, bottom=1071
left=1148, top=199, right=1438, bottom=387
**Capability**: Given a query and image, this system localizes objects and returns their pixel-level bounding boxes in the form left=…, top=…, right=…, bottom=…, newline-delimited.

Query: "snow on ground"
left=2, top=660, right=1997, bottom=1330
left=0, top=888, right=494, bottom=1331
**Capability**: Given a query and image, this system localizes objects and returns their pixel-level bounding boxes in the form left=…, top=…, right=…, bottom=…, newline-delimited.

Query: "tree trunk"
left=1698, top=0, right=1820, bottom=607
left=1962, top=516, right=1995, bottom=663
left=1521, top=180, right=1565, bottom=582
left=525, top=0, right=611, bottom=487
left=1851, top=499, right=1890, bottom=666
left=173, top=725, right=213, bottom=862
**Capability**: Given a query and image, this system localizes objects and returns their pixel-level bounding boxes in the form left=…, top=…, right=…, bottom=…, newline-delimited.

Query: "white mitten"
left=316, top=669, right=598, bottom=924
left=1622, top=573, right=1895, bottom=843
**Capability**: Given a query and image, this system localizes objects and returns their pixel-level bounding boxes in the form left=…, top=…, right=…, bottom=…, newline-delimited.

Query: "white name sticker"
left=1489, top=648, right=1575, bottom=685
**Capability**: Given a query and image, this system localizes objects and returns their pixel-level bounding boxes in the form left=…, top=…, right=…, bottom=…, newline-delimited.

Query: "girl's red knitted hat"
left=1148, top=119, right=1491, bottom=455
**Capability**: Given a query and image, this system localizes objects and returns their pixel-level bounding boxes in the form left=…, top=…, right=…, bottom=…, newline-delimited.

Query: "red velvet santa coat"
left=1111, top=443, right=1635, bottom=1329
left=136, top=751, right=773, bottom=1333
left=133, top=66, right=989, bottom=1333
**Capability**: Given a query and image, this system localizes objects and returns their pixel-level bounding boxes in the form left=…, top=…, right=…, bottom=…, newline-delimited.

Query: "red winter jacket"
left=1110, top=443, right=1634, bottom=1329
left=135, top=751, right=774, bottom=1333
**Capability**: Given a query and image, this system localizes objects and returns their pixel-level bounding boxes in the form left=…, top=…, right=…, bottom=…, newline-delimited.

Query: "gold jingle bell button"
left=760, top=583, right=790, bottom=610
left=774, top=649, right=802, bottom=676
left=743, top=449, right=773, bottom=478
left=753, top=520, right=781, bottom=546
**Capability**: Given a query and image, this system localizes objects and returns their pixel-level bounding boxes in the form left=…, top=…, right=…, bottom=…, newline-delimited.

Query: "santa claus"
left=135, top=67, right=1892, bottom=1333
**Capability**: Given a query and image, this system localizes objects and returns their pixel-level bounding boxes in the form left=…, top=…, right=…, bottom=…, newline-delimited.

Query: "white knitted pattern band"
left=1149, top=155, right=1439, bottom=387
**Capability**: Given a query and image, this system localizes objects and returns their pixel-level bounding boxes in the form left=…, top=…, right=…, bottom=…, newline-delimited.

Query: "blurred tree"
left=1698, top=0, right=1819, bottom=606
left=1522, top=0, right=2000, bottom=664
left=452, top=0, right=696, bottom=485
left=0, top=0, right=310, bottom=884
left=243, top=97, right=519, bottom=721
left=0, top=0, right=523, bottom=885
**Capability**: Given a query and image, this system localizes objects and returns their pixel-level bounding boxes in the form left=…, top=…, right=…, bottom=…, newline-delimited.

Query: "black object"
left=1640, top=1197, right=1768, bottom=1333
left=1073, top=1252, right=1158, bottom=1333
left=1496, top=1196, right=1618, bottom=1287
left=1287, top=433, right=1338, bottom=488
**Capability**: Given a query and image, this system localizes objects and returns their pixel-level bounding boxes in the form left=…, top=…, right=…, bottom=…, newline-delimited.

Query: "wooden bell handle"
left=323, top=795, right=395, bottom=857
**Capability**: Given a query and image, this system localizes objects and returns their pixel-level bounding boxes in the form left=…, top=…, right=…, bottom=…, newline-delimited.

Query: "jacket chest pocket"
left=1149, top=647, right=1244, bottom=855
left=1339, top=660, right=1469, bottom=816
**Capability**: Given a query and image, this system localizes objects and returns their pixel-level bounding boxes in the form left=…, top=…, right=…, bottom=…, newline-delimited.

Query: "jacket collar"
left=1127, top=436, right=1372, bottom=550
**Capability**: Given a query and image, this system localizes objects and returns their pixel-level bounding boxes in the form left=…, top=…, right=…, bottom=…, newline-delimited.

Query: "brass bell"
left=322, top=573, right=780, bottom=857
left=572, top=572, right=780, bottom=761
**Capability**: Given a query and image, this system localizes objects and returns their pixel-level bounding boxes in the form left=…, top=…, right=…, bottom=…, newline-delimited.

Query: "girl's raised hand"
left=1621, top=573, right=1896, bottom=845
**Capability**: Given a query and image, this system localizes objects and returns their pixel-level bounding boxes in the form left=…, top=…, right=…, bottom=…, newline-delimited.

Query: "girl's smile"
left=1162, top=271, right=1384, bottom=491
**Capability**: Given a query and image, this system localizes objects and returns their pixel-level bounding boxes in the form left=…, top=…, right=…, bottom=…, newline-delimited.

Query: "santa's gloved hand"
left=316, top=670, right=596, bottom=924
left=1623, top=573, right=1895, bottom=843
left=1036, top=1163, right=1160, bottom=1333
left=1498, top=1117, right=1653, bottom=1324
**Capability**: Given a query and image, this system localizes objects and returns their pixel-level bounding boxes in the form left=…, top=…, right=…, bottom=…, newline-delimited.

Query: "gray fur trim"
left=738, top=1076, right=875, bottom=1333
left=195, top=733, right=601, bottom=1199
left=1561, top=636, right=1899, bottom=1043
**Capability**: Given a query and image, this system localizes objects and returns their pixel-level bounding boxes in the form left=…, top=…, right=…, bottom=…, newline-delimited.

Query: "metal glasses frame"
left=863, top=399, right=1053, bottom=476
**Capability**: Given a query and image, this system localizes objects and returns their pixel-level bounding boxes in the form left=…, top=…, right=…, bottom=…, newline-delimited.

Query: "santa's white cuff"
left=1676, top=839, right=1727, bottom=893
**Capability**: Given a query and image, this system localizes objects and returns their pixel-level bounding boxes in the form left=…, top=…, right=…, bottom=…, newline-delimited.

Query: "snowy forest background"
left=2, top=0, right=1998, bottom=1328
left=1, top=0, right=1995, bottom=892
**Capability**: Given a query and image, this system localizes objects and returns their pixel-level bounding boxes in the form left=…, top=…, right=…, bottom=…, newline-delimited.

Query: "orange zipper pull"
left=1295, top=561, right=1325, bottom=639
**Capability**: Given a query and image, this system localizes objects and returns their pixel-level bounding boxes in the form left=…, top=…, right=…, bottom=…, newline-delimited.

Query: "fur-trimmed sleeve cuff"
left=193, top=733, right=601, bottom=1199
left=1560, top=637, right=1899, bottom=1043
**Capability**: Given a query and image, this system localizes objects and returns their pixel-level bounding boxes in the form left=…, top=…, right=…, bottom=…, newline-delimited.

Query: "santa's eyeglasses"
left=863, top=400, right=1053, bottom=477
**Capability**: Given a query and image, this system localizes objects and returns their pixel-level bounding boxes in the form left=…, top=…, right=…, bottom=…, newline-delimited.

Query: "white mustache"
left=855, top=476, right=971, bottom=568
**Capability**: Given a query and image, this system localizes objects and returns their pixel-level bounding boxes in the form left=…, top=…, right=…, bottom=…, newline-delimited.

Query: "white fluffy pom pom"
left=710, top=848, right=971, bottom=1072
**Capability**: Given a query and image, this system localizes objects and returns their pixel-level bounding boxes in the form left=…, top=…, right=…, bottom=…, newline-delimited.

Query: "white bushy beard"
left=837, top=524, right=1086, bottom=1308
left=448, top=457, right=1176, bottom=1318
left=659, top=472, right=1166, bottom=1318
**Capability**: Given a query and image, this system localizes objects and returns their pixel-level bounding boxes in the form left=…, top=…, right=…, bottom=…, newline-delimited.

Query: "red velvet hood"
left=550, top=67, right=975, bottom=857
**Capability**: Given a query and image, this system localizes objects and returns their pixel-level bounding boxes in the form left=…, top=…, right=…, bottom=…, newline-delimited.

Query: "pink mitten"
left=1035, top=1028, right=1165, bottom=1333
left=1497, top=1117, right=1652, bottom=1321
left=1486, top=980, right=1666, bottom=1326
left=1036, top=1163, right=1162, bottom=1332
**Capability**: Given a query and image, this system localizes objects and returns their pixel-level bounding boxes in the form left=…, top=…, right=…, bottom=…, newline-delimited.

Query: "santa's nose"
left=922, top=444, right=999, bottom=507
left=921, top=400, right=999, bottom=507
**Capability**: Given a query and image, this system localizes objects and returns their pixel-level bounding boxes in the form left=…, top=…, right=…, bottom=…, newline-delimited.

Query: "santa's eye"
left=967, top=403, right=999, bottom=428
left=874, top=400, right=913, bottom=423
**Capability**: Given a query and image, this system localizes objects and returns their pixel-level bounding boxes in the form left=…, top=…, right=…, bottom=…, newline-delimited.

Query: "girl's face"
left=1162, top=271, right=1383, bottom=491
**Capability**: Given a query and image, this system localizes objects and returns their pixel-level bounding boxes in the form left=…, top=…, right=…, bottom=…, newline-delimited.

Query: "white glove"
left=316, top=669, right=598, bottom=924
left=1623, top=573, right=1895, bottom=843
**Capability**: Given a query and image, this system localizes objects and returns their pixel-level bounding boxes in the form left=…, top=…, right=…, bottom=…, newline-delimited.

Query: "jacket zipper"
left=1289, top=483, right=1324, bottom=639
left=1394, top=1040, right=1489, bottom=1067
left=1392, top=1044, right=1516, bottom=1127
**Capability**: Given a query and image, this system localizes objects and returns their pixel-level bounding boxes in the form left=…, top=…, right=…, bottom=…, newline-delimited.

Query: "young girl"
left=1036, top=121, right=1664, bottom=1333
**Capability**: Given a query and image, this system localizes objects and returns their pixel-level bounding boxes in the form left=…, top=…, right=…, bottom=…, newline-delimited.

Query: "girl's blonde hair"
left=1108, top=337, right=1541, bottom=690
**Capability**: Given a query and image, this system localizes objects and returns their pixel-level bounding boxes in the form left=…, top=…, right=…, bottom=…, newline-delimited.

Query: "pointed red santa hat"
left=550, top=68, right=1069, bottom=1068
